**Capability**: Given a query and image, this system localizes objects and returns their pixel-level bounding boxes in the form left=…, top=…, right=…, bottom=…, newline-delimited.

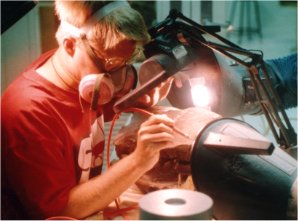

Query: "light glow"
left=189, top=77, right=211, bottom=108
left=191, top=84, right=211, bottom=107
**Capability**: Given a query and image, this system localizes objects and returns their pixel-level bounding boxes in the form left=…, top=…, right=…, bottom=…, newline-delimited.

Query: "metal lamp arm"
left=195, top=39, right=296, bottom=148
left=169, top=8, right=296, bottom=148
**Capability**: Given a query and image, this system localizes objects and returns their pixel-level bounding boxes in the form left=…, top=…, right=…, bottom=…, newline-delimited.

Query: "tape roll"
left=139, top=189, right=213, bottom=220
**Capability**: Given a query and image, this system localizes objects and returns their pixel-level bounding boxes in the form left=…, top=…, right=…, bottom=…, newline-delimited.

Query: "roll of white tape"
left=139, top=189, right=213, bottom=220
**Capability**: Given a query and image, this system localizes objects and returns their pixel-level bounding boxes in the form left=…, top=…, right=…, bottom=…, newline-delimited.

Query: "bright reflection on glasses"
left=103, top=57, right=127, bottom=72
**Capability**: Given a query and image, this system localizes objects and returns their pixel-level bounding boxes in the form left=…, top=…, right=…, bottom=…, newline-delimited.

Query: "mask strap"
left=81, top=1, right=130, bottom=34
left=90, top=74, right=105, bottom=111
left=60, top=1, right=130, bottom=38
left=80, top=36, right=106, bottom=71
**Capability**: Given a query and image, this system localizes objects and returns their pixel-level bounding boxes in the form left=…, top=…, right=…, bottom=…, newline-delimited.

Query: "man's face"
left=77, top=37, right=141, bottom=106
left=77, top=39, right=136, bottom=83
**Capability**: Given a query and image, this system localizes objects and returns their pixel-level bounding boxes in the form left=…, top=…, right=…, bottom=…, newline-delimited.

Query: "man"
left=1, top=1, right=177, bottom=219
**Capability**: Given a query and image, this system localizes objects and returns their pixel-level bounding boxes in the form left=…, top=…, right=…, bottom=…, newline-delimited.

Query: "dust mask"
left=78, top=65, right=137, bottom=110
left=79, top=73, right=115, bottom=106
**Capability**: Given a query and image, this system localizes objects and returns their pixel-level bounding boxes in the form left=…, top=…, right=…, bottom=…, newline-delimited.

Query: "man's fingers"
left=138, top=122, right=174, bottom=135
left=141, top=114, right=174, bottom=127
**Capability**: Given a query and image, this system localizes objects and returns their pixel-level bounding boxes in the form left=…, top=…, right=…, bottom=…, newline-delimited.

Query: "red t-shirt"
left=1, top=50, right=115, bottom=219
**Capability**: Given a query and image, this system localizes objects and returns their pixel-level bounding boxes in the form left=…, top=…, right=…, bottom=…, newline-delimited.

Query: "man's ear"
left=62, top=37, right=76, bottom=57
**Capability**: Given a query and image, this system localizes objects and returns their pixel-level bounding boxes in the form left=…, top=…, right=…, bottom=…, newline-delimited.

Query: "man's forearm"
left=60, top=153, right=147, bottom=219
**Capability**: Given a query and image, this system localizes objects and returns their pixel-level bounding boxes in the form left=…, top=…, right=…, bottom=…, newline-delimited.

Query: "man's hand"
left=135, top=70, right=190, bottom=108
left=132, top=114, right=175, bottom=171
left=134, top=78, right=174, bottom=108
left=173, top=72, right=189, bottom=88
